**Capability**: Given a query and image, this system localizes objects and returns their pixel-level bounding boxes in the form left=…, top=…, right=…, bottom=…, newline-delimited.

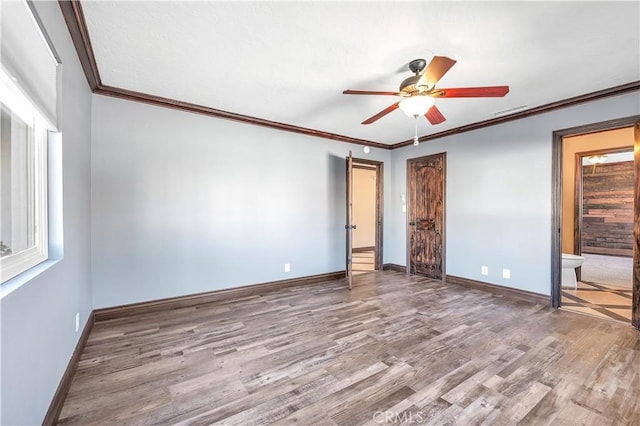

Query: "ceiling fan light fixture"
left=343, top=55, right=508, bottom=126
left=398, top=96, right=435, bottom=118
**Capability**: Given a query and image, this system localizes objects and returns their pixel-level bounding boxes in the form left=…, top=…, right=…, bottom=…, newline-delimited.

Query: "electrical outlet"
left=481, top=266, right=489, bottom=276
left=75, top=312, right=80, bottom=332
left=502, top=269, right=511, bottom=279
left=284, top=263, right=290, bottom=273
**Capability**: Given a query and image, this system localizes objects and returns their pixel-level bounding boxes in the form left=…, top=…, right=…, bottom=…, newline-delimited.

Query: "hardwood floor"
left=57, top=271, right=640, bottom=425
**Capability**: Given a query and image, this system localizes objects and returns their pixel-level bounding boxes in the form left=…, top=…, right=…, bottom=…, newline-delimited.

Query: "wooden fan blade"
left=362, top=102, right=400, bottom=125
left=435, top=86, right=510, bottom=98
left=425, top=105, right=446, bottom=125
left=423, top=56, right=457, bottom=87
left=343, top=90, right=401, bottom=96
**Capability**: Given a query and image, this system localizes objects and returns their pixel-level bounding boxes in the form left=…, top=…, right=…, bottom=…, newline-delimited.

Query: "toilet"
left=562, top=253, right=585, bottom=289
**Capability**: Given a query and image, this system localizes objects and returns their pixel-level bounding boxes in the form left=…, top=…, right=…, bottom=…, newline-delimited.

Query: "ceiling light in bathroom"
left=587, top=155, right=608, bottom=164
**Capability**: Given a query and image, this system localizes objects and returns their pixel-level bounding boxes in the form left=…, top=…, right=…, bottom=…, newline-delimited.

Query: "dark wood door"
left=408, top=153, right=445, bottom=279
left=345, top=150, right=354, bottom=290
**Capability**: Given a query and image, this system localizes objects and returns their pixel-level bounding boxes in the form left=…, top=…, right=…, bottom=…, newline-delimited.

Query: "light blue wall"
left=0, top=1, right=93, bottom=424
left=90, top=96, right=392, bottom=308
left=388, top=92, right=640, bottom=295
left=0, top=3, right=637, bottom=421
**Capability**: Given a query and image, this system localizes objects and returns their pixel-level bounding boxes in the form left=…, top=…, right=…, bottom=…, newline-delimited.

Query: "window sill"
left=0, top=258, right=61, bottom=300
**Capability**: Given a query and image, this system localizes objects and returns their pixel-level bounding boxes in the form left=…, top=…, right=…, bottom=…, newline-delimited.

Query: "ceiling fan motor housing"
left=400, top=75, right=429, bottom=95
left=400, top=59, right=430, bottom=95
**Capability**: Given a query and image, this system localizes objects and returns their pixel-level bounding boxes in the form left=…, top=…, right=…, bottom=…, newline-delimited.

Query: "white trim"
left=0, top=75, right=50, bottom=284
left=0, top=66, right=57, bottom=131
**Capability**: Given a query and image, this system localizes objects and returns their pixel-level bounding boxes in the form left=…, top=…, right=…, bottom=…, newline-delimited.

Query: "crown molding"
left=59, top=0, right=101, bottom=89
left=93, top=85, right=389, bottom=148
left=59, top=1, right=639, bottom=151
left=391, top=81, right=640, bottom=149
left=58, top=0, right=387, bottom=149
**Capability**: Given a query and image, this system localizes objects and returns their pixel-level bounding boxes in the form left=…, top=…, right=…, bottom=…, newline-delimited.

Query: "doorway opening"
left=346, top=155, right=383, bottom=281
left=552, top=117, right=639, bottom=329
left=563, top=143, right=634, bottom=322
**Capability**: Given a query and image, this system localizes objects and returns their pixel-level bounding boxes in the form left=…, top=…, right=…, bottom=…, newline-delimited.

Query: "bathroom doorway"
left=564, top=146, right=634, bottom=321
left=552, top=117, right=640, bottom=329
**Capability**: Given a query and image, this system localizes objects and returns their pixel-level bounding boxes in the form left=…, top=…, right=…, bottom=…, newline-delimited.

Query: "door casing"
left=551, top=115, right=640, bottom=330
left=346, top=151, right=353, bottom=290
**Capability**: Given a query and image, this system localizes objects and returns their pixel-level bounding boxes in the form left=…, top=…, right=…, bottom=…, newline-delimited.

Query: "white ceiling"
left=81, top=1, right=639, bottom=146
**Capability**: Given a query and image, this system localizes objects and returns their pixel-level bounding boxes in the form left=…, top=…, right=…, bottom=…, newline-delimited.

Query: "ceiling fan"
left=343, top=56, right=509, bottom=126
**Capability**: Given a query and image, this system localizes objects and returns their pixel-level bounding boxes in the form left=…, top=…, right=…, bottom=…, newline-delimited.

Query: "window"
left=1, top=0, right=60, bottom=284
left=0, top=72, right=49, bottom=283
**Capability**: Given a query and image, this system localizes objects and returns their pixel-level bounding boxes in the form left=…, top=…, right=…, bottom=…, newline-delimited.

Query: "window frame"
left=0, top=69, right=51, bottom=284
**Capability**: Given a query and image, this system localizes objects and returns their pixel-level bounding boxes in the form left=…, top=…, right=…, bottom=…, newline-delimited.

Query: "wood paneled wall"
left=582, top=161, right=634, bottom=257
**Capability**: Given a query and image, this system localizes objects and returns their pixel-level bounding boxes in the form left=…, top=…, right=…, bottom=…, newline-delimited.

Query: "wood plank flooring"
left=57, top=271, right=640, bottom=425
left=352, top=250, right=375, bottom=275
